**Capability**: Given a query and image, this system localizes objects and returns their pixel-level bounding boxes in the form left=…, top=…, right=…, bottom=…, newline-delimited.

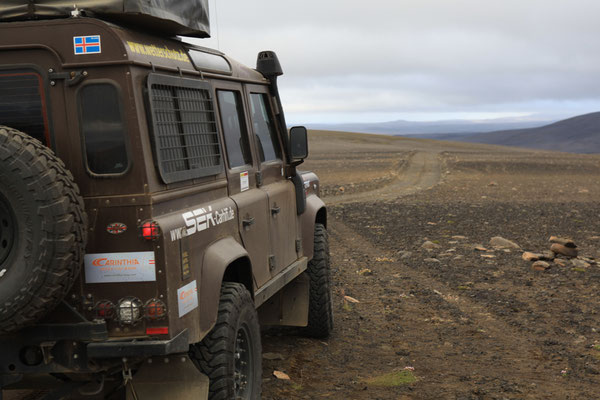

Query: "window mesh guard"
left=147, top=74, right=223, bottom=183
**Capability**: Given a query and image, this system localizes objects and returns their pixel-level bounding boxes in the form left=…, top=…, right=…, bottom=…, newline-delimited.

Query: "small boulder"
left=571, top=259, right=590, bottom=269
left=540, top=250, right=555, bottom=261
left=490, top=236, right=520, bottom=249
left=532, top=261, right=550, bottom=271
left=422, top=241, right=441, bottom=250
left=550, top=243, right=578, bottom=258
left=549, top=236, right=576, bottom=248
left=522, top=252, right=542, bottom=261
left=554, top=258, right=568, bottom=267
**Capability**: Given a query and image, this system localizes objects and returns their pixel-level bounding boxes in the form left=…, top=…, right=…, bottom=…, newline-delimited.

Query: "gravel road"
left=262, top=130, right=600, bottom=399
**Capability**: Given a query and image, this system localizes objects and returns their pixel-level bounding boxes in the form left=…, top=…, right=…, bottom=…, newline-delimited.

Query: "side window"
left=0, top=70, right=49, bottom=145
left=217, top=90, right=252, bottom=168
left=78, top=83, right=128, bottom=174
left=146, top=74, right=223, bottom=184
left=249, top=93, right=281, bottom=162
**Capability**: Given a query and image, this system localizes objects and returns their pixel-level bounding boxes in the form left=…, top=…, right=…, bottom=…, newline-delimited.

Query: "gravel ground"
left=262, top=130, right=600, bottom=399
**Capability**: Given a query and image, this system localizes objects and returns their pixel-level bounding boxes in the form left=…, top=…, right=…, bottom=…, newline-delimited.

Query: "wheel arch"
left=301, top=194, right=327, bottom=260
left=199, top=236, right=253, bottom=336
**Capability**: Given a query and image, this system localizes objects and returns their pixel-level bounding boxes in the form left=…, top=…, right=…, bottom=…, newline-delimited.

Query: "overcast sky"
left=190, top=0, right=600, bottom=124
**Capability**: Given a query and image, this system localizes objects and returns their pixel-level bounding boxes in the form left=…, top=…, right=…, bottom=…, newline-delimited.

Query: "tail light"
left=94, top=301, right=115, bottom=320
left=140, top=220, right=160, bottom=241
left=117, top=297, right=143, bottom=325
left=144, top=299, right=167, bottom=320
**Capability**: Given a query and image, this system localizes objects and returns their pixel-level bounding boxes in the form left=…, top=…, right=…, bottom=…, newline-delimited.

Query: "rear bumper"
left=0, top=321, right=189, bottom=387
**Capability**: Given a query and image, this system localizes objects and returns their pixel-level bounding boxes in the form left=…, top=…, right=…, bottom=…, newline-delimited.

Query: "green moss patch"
left=366, top=370, right=417, bottom=387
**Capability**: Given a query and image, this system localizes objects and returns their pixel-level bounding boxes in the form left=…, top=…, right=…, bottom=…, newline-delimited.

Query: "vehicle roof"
left=0, top=16, right=266, bottom=83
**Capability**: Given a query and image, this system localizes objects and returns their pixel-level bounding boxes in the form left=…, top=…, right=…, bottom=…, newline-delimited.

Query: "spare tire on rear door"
left=0, top=126, right=87, bottom=333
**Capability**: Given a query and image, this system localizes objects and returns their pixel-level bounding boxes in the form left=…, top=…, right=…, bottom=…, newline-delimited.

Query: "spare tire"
left=0, top=126, right=87, bottom=333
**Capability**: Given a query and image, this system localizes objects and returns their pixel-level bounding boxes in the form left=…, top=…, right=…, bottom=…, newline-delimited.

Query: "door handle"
left=271, top=206, right=281, bottom=215
left=242, top=217, right=255, bottom=227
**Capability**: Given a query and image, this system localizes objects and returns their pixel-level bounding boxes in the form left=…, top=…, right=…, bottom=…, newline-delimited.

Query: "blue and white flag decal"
left=73, top=35, right=101, bottom=55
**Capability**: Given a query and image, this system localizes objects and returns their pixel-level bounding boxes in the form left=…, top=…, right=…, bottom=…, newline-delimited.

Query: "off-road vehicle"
left=0, top=1, right=333, bottom=398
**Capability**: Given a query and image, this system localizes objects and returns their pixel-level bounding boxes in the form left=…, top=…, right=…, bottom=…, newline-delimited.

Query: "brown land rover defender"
left=0, top=2, right=332, bottom=399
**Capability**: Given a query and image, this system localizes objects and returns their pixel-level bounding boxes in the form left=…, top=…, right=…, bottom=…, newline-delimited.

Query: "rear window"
left=78, top=83, right=129, bottom=175
left=147, top=73, right=223, bottom=184
left=0, top=70, right=49, bottom=145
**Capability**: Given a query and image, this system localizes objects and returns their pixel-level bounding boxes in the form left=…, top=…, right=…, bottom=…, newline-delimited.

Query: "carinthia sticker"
left=84, top=252, right=156, bottom=283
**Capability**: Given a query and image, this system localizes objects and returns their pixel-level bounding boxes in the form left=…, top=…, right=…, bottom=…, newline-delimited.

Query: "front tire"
left=302, top=223, right=334, bottom=338
left=191, top=282, right=262, bottom=400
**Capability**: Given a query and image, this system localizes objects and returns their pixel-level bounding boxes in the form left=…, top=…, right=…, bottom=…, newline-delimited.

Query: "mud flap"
left=258, top=273, right=309, bottom=326
left=126, top=355, right=208, bottom=400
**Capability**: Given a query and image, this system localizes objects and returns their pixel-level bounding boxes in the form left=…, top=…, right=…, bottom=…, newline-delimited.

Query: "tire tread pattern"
left=303, top=223, right=334, bottom=338
left=0, top=126, right=87, bottom=333
left=190, top=282, right=262, bottom=400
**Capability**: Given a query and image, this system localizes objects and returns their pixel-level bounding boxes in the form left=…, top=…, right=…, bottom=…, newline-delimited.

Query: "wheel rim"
left=0, top=193, right=16, bottom=268
left=234, top=323, right=254, bottom=399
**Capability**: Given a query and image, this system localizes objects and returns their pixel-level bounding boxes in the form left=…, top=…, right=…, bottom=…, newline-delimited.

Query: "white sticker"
left=84, top=252, right=156, bottom=283
left=240, top=171, right=249, bottom=192
left=177, top=280, right=199, bottom=317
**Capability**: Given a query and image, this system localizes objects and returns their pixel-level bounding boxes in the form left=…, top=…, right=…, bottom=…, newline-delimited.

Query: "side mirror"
left=289, top=126, right=308, bottom=160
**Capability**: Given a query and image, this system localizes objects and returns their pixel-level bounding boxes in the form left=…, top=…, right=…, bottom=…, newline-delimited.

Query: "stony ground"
left=262, top=131, right=600, bottom=399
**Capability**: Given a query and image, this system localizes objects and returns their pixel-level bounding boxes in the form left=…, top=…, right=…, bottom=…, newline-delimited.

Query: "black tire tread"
left=303, top=223, right=334, bottom=338
left=0, top=126, right=87, bottom=333
left=190, top=282, right=262, bottom=400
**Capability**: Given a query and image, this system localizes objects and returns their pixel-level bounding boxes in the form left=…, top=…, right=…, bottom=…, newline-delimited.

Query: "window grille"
left=147, top=74, right=223, bottom=184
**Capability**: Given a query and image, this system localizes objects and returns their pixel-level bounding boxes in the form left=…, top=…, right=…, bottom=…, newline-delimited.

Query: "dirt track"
left=262, top=130, right=600, bottom=399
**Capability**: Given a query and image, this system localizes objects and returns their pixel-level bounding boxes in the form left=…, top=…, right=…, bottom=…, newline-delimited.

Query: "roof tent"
left=0, top=0, right=210, bottom=37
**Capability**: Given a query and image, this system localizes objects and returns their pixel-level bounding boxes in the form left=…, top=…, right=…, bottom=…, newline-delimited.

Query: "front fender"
left=301, top=194, right=326, bottom=260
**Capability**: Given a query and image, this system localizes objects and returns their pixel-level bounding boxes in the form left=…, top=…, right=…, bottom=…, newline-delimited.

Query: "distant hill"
left=308, top=118, right=551, bottom=136
left=456, top=112, right=600, bottom=153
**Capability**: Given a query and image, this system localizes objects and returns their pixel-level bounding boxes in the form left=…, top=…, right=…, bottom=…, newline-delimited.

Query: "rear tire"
left=0, top=126, right=87, bottom=333
left=302, top=223, right=334, bottom=338
left=190, top=282, right=262, bottom=400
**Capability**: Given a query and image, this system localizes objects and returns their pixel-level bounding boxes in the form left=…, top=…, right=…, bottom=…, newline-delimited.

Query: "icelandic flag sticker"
left=73, top=35, right=101, bottom=55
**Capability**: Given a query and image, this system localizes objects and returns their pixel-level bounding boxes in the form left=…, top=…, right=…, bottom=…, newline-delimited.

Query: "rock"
left=422, top=241, right=441, bottom=250
left=554, top=258, right=568, bottom=267
left=273, top=371, right=290, bottom=380
left=453, top=255, right=465, bottom=260
left=490, top=236, right=520, bottom=249
left=522, top=252, right=542, bottom=261
left=398, top=251, right=412, bottom=260
left=481, top=254, right=495, bottom=258
left=424, top=258, right=441, bottom=263
left=549, top=236, right=576, bottom=248
left=263, top=353, right=285, bottom=360
left=357, top=268, right=373, bottom=276
left=474, top=245, right=488, bottom=252
left=338, top=186, right=345, bottom=193
left=571, top=259, right=590, bottom=269
left=532, top=261, right=550, bottom=271
left=579, top=256, right=596, bottom=264
left=488, top=181, right=498, bottom=186
left=540, top=250, right=555, bottom=261
left=452, top=235, right=468, bottom=240
left=550, top=243, right=578, bottom=258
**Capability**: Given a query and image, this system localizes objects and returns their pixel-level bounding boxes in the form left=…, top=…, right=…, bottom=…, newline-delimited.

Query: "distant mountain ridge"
left=453, top=112, right=600, bottom=153
left=308, top=118, right=552, bottom=136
